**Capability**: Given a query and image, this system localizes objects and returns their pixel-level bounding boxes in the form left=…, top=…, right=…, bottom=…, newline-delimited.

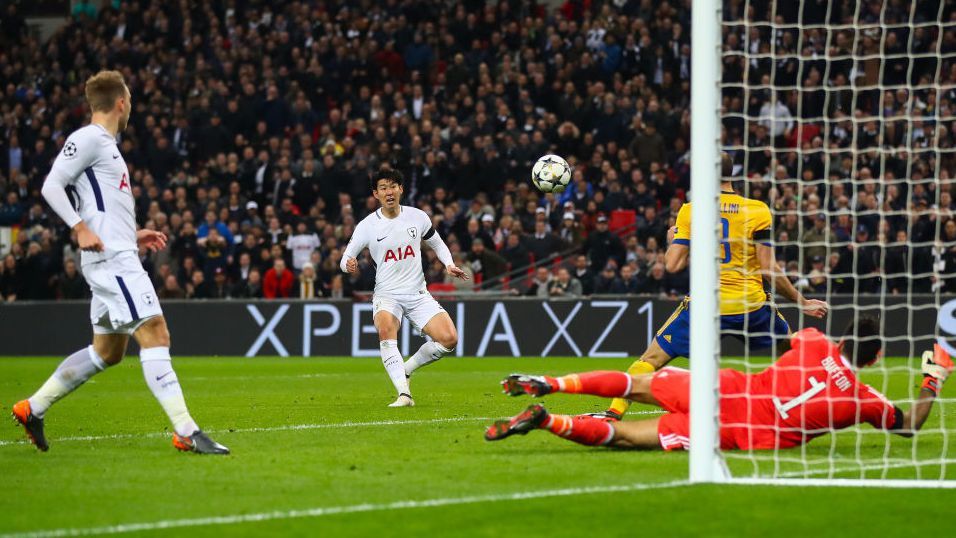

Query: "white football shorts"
left=84, top=251, right=163, bottom=334
left=372, top=292, right=446, bottom=332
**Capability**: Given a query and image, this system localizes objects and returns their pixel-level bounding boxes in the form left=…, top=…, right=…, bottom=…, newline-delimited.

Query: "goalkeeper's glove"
left=920, top=344, right=954, bottom=395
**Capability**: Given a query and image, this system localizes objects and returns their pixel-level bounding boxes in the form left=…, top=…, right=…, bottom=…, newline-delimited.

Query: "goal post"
left=688, top=0, right=725, bottom=484
left=690, top=0, right=956, bottom=486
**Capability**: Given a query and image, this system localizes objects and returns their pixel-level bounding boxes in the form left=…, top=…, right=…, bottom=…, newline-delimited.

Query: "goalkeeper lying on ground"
left=485, top=315, right=953, bottom=451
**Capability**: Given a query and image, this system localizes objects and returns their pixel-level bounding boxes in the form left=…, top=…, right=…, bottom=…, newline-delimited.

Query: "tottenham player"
left=486, top=316, right=953, bottom=451
left=11, top=71, right=228, bottom=454
left=342, top=169, right=468, bottom=407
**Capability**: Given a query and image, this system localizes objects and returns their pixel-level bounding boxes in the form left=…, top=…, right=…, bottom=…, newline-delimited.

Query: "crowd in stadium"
left=0, top=0, right=954, bottom=301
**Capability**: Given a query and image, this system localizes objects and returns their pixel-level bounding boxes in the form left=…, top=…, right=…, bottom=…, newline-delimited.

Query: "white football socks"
left=29, top=345, right=108, bottom=418
left=140, top=347, right=199, bottom=437
left=380, top=339, right=410, bottom=396
left=404, top=341, right=453, bottom=377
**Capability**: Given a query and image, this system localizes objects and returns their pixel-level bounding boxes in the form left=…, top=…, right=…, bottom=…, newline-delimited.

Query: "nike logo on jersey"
left=377, top=236, right=388, bottom=242
left=155, top=371, right=174, bottom=381
left=112, top=154, right=120, bottom=159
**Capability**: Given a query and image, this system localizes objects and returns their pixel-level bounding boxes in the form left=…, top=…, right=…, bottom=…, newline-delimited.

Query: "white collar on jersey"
left=91, top=122, right=118, bottom=141
left=378, top=206, right=403, bottom=220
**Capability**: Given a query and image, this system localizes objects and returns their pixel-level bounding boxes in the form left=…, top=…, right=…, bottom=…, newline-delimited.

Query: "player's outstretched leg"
left=11, top=345, right=111, bottom=451
left=135, top=317, right=229, bottom=454
left=485, top=404, right=616, bottom=447
left=503, top=371, right=633, bottom=398
left=602, top=360, right=656, bottom=420
left=603, top=338, right=673, bottom=420
left=405, top=312, right=458, bottom=378
left=484, top=403, right=549, bottom=440
left=502, top=374, right=554, bottom=397
left=404, top=341, right=453, bottom=378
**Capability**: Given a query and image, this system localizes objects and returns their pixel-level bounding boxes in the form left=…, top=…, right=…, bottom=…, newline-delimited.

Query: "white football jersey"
left=48, top=124, right=136, bottom=266
left=287, top=233, right=320, bottom=270
left=343, top=206, right=435, bottom=295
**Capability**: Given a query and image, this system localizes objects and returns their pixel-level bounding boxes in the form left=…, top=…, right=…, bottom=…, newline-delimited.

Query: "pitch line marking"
left=0, top=480, right=690, bottom=538
left=0, top=411, right=666, bottom=448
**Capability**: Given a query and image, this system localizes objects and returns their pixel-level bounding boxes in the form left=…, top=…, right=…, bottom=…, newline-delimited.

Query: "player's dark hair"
left=842, top=314, right=883, bottom=367
left=371, top=168, right=404, bottom=191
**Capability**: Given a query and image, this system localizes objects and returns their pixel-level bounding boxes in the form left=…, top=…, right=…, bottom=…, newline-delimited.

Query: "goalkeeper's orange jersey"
left=672, top=191, right=772, bottom=315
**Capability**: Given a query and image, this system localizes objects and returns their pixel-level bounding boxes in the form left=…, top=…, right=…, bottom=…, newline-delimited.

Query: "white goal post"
left=689, top=0, right=956, bottom=487
left=688, top=0, right=726, bottom=483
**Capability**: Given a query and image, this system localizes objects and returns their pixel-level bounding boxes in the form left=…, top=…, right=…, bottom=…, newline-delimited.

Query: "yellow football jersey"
left=672, top=191, right=772, bottom=315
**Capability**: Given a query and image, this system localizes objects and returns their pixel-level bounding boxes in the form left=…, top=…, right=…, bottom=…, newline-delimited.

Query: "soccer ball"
left=531, top=154, right=572, bottom=193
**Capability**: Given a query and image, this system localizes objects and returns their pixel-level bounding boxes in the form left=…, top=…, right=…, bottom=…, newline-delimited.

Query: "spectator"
left=328, top=274, right=350, bottom=299
left=1, top=1, right=952, bottom=302
left=468, top=239, right=507, bottom=289
left=526, top=220, right=564, bottom=265
left=639, top=263, right=669, bottom=296
left=296, top=262, right=323, bottom=299
left=802, top=214, right=837, bottom=269
left=0, top=254, right=20, bottom=301
left=446, top=253, right=475, bottom=292
left=585, top=214, right=626, bottom=272
left=56, top=259, right=88, bottom=299
left=232, top=268, right=264, bottom=299
left=287, top=221, right=321, bottom=272
left=198, top=228, right=229, bottom=278
left=572, top=255, right=596, bottom=295
left=806, top=255, right=828, bottom=293
left=620, top=265, right=642, bottom=294
left=850, top=225, right=880, bottom=293
left=630, top=120, right=667, bottom=169
left=527, top=267, right=552, bottom=298
left=557, top=212, right=585, bottom=250
left=263, top=259, right=295, bottom=299
left=548, top=268, right=583, bottom=298
left=0, top=192, right=24, bottom=226
left=188, top=271, right=213, bottom=299
left=593, top=263, right=625, bottom=295
left=501, top=233, right=531, bottom=270
left=460, top=218, right=493, bottom=254
left=208, top=268, right=231, bottom=299
left=158, top=274, right=186, bottom=300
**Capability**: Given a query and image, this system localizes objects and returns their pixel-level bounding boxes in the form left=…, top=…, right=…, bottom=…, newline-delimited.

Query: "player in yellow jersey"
left=595, top=154, right=829, bottom=421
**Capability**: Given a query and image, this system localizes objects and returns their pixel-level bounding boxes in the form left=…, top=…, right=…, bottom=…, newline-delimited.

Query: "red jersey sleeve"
left=859, top=384, right=901, bottom=430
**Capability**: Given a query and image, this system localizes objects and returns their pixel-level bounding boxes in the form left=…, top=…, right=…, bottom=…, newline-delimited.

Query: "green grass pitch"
left=1, top=356, right=955, bottom=537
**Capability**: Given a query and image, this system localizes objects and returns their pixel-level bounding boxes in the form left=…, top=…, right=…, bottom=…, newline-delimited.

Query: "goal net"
left=691, top=0, right=956, bottom=486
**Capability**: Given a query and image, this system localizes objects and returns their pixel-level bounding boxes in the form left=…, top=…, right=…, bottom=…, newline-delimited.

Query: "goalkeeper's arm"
left=893, top=346, right=953, bottom=438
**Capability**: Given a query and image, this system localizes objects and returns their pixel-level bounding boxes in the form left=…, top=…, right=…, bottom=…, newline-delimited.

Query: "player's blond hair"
left=85, top=70, right=128, bottom=113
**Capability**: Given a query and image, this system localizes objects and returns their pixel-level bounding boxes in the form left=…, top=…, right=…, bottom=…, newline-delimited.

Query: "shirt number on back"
left=720, top=218, right=731, bottom=264
left=773, top=376, right=826, bottom=419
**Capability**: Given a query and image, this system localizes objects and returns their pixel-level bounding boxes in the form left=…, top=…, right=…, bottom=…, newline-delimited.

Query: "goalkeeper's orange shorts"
left=651, top=367, right=749, bottom=451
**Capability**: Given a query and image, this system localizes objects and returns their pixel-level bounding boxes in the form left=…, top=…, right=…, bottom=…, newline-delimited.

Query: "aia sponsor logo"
left=119, top=173, right=130, bottom=193
left=383, top=245, right=415, bottom=263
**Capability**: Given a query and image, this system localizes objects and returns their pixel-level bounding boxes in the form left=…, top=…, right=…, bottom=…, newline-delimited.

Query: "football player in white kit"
left=342, top=169, right=469, bottom=407
left=11, top=71, right=228, bottom=454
